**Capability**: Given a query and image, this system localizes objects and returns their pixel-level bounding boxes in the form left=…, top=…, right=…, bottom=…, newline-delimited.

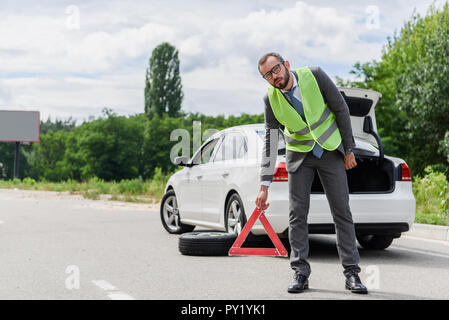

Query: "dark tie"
left=285, top=87, right=324, bottom=159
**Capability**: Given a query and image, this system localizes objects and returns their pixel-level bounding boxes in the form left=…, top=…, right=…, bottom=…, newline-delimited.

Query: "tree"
left=4, top=108, right=264, bottom=182
left=40, top=116, right=76, bottom=135
left=26, top=129, right=70, bottom=181
left=66, top=109, right=145, bottom=181
left=395, top=8, right=449, bottom=174
left=145, top=42, right=183, bottom=118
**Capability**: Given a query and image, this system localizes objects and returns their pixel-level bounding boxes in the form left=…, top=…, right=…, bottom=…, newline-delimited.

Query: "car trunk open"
left=310, top=154, right=396, bottom=194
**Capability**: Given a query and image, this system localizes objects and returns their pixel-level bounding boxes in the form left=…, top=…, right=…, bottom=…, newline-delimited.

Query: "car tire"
left=160, top=190, right=195, bottom=234
left=224, top=193, right=247, bottom=236
left=356, top=234, right=394, bottom=250
left=178, top=231, right=237, bottom=256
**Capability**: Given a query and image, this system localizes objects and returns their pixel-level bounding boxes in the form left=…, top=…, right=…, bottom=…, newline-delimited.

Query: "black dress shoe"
left=288, top=273, right=309, bottom=293
left=345, top=273, right=368, bottom=294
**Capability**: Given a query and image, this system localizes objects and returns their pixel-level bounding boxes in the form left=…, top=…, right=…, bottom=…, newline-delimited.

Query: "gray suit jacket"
left=260, top=66, right=355, bottom=183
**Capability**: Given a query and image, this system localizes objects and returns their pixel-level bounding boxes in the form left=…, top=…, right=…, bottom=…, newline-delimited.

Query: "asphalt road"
left=1, top=189, right=449, bottom=300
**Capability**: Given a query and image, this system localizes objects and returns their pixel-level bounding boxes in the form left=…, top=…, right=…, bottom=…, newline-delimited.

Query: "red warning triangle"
left=228, top=207, right=288, bottom=257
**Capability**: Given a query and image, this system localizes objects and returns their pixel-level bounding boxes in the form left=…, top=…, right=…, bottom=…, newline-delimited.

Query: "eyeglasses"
left=262, top=62, right=284, bottom=80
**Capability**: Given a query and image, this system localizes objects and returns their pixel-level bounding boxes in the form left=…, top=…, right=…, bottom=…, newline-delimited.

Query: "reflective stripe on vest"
left=288, top=107, right=331, bottom=136
left=284, top=120, right=338, bottom=145
left=267, top=66, right=342, bottom=153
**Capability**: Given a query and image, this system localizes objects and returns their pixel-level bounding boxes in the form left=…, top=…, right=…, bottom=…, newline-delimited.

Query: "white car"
left=160, top=87, right=416, bottom=250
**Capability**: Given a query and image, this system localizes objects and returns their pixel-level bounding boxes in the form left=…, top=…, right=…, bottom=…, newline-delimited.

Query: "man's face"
left=259, top=56, right=290, bottom=89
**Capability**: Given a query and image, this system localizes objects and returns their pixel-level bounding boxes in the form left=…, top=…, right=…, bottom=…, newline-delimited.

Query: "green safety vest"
left=267, top=66, right=342, bottom=153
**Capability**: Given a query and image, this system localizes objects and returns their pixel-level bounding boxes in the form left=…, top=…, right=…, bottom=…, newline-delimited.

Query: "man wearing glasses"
left=255, top=52, right=368, bottom=294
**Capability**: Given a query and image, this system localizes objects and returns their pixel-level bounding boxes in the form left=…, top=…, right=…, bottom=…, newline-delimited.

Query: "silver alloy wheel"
left=227, top=198, right=243, bottom=235
left=163, top=195, right=180, bottom=232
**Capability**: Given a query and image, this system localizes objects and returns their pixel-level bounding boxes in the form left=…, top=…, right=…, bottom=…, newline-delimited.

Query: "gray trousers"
left=288, top=148, right=361, bottom=278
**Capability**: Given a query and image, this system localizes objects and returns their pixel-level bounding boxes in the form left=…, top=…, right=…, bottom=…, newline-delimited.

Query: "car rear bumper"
left=247, top=181, right=416, bottom=235
left=308, top=222, right=409, bottom=236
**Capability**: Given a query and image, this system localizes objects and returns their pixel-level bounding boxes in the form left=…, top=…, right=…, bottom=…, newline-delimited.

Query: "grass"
left=412, top=166, right=449, bottom=226
left=0, top=168, right=172, bottom=204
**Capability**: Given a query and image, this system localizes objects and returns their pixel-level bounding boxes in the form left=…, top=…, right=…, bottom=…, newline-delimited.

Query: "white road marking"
left=391, top=245, right=449, bottom=259
left=92, top=280, right=117, bottom=291
left=92, top=280, right=135, bottom=300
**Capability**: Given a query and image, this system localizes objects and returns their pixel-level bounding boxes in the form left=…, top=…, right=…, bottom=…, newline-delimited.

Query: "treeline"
left=0, top=109, right=263, bottom=182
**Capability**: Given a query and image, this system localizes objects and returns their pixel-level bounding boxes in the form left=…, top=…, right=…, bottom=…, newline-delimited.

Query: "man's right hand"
left=255, top=185, right=270, bottom=211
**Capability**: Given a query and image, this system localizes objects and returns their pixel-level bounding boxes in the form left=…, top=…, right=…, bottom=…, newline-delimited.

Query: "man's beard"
left=273, top=69, right=290, bottom=90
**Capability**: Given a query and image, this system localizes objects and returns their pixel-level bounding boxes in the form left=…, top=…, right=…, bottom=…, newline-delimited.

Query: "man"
left=255, top=52, right=368, bottom=294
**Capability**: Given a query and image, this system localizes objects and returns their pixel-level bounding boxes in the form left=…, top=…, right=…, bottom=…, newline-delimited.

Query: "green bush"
left=439, top=130, right=449, bottom=166
left=64, top=179, right=80, bottom=193
left=413, top=166, right=449, bottom=225
left=118, top=178, right=147, bottom=195
left=440, top=183, right=449, bottom=215
left=415, top=212, right=448, bottom=225
left=85, top=176, right=111, bottom=194
left=22, top=177, right=36, bottom=186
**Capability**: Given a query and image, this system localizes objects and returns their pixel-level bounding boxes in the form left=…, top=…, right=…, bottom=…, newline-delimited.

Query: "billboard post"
left=14, top=142, right=20, bottom=179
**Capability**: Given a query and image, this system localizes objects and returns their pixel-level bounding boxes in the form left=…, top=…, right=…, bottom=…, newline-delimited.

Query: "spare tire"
left=179, top=232, right=237, bottom=256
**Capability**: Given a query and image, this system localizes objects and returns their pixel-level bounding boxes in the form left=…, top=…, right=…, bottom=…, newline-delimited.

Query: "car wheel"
left=225, top=193, right=247, bottom=236
left=160, top=190, right=195, bottom=234
left=224, top=193, right=280, bottom=248
left=356, top=234, right=394, bottom=250
left=178, top=231, right=237, bottom=256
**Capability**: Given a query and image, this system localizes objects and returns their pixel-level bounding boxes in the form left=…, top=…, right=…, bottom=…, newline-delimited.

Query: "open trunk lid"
left=338, top=87, right=382, bottom=149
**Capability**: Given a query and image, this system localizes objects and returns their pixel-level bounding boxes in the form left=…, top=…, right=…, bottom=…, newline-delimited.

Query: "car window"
left=191, top=138, right=220, bottom=165
left=256, top=128, right=286, bottom=155
left=214, top=133, right=247, bottom=161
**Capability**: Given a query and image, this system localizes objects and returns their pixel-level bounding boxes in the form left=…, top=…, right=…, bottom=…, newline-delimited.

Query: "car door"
left=201, top=132, right=248, bottom=223
left=177, top=137, right=221, bottom=221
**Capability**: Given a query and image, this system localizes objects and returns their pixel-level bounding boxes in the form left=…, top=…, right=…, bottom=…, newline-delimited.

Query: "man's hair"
left=258, top=52, right=285, bottom=72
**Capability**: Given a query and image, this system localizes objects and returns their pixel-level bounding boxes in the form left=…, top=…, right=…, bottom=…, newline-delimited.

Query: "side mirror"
left=174, top=156, right=189, bottom=167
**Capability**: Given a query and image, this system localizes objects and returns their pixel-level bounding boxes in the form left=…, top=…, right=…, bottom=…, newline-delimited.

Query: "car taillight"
left=273, top=162, right=288, bottom=182
left=400, top=163, right=412, bottom=181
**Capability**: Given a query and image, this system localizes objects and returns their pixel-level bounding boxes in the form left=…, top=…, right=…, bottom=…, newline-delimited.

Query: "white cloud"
left=0, top=12, right=176, bottom=74
left=0, top=0, right=444, bottom=121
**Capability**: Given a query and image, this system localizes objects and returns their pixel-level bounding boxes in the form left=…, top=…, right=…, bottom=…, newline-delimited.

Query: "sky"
left=0, top=0, right=446, bottom=124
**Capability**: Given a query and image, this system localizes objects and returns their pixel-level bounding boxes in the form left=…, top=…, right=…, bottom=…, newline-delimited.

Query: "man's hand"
left=255, top=185, right=270, bottom=211
left=344, top=152, right=357, bottom=170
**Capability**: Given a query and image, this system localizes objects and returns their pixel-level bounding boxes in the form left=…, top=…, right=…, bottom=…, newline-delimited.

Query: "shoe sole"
left=345, top=284, right=368, bottom=294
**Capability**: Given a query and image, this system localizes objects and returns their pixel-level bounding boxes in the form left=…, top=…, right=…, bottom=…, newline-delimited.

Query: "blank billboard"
left=0, top=110, right=40, bottom=142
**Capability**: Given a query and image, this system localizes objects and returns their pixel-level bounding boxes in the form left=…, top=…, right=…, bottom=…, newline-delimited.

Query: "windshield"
left=255, top=128, right=286, bottom=155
